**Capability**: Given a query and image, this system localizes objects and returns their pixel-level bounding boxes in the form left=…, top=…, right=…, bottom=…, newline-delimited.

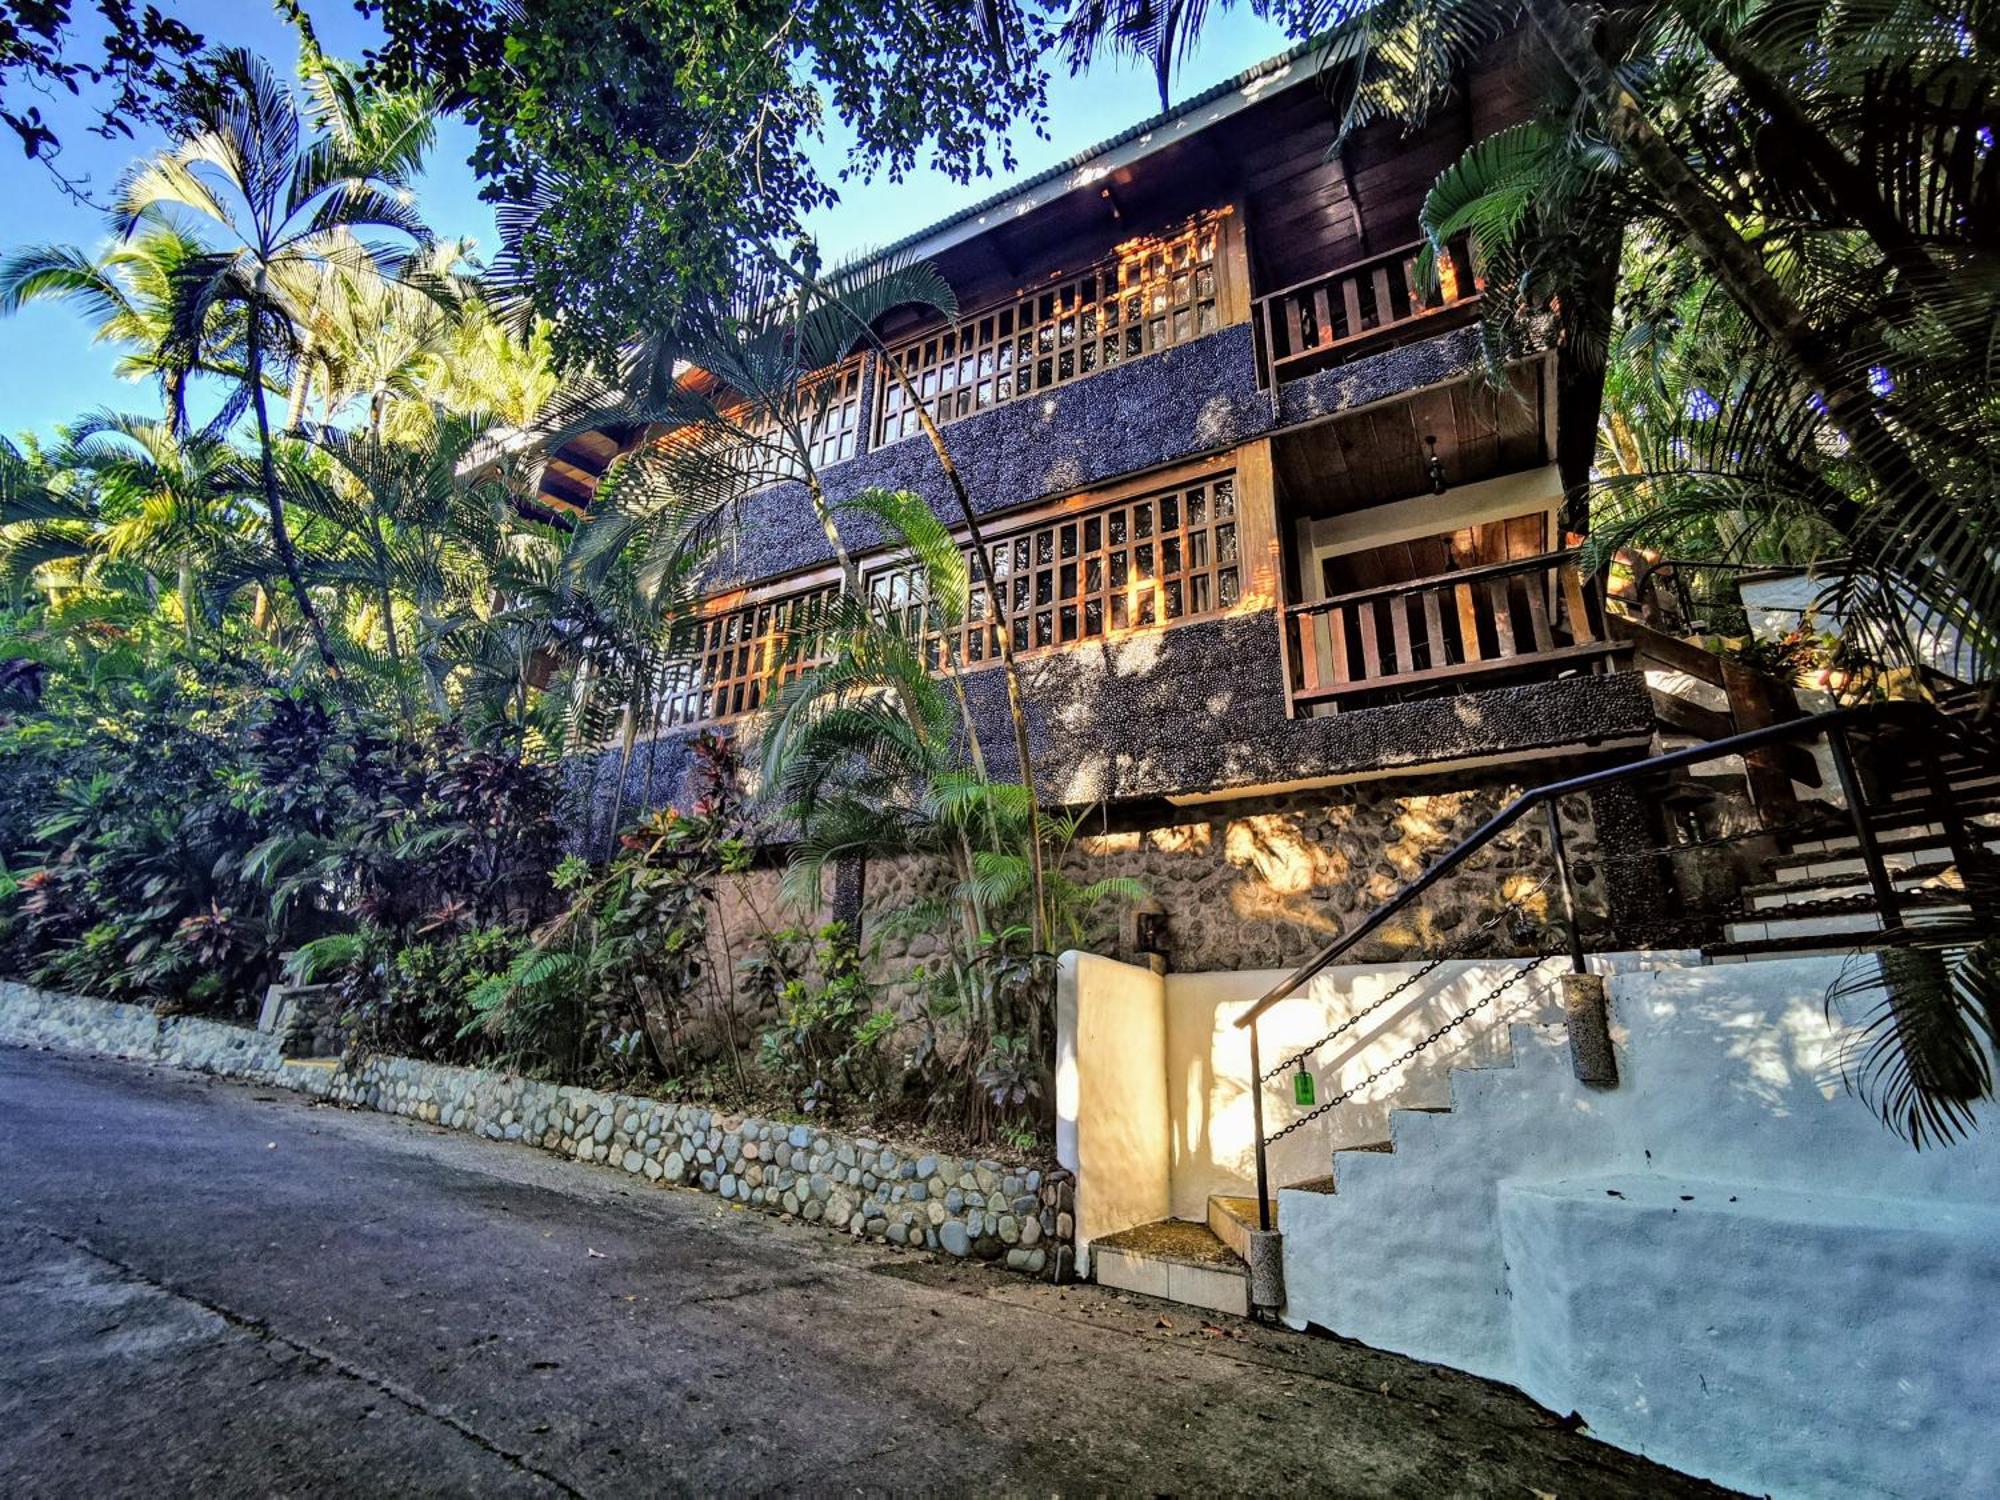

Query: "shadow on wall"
left=956, top=612, right=1653, bottom=808
left=1066, top=778, right=1594, bottom=974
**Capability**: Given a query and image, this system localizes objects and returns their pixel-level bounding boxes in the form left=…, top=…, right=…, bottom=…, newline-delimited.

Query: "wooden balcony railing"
left=1286, top=550, right=1627, bottom=706
left=1255, top=237, right=1481, bottom=386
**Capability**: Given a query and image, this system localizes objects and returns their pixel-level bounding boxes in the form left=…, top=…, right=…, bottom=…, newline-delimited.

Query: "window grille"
left=728, top=360, right=865, bottom=485
left=875, top=214, right=1225, bottom=445
left=659, top=471, right=1241, bottom=728
left=870, top=472, right=1241, bottom=668
left=655, top=584, right=839, bottom=729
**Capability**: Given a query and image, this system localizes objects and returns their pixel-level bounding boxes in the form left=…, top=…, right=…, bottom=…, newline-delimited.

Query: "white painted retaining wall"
left=1280, top=955, right=2000, bottom=1500
left=1057, top=952, right=1679, bottom=1253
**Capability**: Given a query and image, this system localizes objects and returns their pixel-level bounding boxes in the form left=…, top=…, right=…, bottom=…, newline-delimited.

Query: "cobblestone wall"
left=0, top=982, right=1073, bottom=1279
left=858, top=774, right=1608, bottom=990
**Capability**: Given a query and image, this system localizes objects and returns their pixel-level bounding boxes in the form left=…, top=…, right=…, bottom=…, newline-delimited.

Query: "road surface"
left=0, top=1045, right=1727, bottom=1497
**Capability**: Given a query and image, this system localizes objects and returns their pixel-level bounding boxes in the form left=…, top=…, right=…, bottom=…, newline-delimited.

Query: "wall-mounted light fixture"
left=1425, top=434, right=1449, bottom=495
left=1133, top=898, right=1170, bottom=975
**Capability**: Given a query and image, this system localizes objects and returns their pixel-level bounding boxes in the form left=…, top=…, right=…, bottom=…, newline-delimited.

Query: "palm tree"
left=775, top=250, right=1056, bottom=951
left=759, top=487, right=1138, bottom=1059
left=1056, top=0, right=1248, bottom=109
left=110, top=46, right=434, bottom=676
left=0, top=223, right=251, bottom=430
left=271, top=413, right=521, bottom=714
left=55, top=413, right=252, bottom=648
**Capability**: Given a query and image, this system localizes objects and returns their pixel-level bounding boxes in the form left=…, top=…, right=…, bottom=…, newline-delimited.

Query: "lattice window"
left=660, top=472, right=1242, bottom=728
left=731, top=360, right=865, bottom=485
left=656, top=584, right=838, bottom=729
left=875, top=214, right=1225, bottom=445
left=871, top=472, right=1241, bottom=668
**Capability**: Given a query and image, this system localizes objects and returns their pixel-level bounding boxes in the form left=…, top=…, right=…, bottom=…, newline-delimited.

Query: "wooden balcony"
left=1254, top=238, right=1482, bottom=387
left=1285, top=550, right=1628, bottom=708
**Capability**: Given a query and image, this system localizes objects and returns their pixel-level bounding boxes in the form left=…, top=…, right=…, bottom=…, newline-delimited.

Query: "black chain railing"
left=1263, top=960, right=1546, bottom=1147
left=1258, top=879, right=1553, bottom=1086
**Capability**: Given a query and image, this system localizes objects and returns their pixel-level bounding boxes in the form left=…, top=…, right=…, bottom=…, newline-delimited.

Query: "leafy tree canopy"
left=0, top=1, right=203, bottom=169
left=364, top=0, right=1054, bottom=371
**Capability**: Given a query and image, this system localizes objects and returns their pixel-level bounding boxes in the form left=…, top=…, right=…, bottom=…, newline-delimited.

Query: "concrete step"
left=1329, top=1139, right=1392, bottom=1192
left=1091, top=1219, right=1250, bottom=1316
left=1205, top=1194, right=1274, bottom=1262
left=1746, top=864, right=1958, bottom=909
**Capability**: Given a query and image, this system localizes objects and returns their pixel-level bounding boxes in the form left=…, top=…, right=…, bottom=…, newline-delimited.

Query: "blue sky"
left=0, top=2, right=1291, bottom=444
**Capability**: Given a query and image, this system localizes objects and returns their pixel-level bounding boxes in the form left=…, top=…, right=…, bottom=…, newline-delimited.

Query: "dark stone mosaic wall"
left=1274, top=323, right=1487, bottom=429
left=576, top=635, right=1653, bottom=839
left=700, top=325, right=1270, bottom=592
left=950, top=616, right=1654, bottom=803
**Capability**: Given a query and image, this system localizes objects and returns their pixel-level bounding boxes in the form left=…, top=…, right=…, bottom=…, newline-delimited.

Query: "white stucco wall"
left=1055, top=952, right=1171, bottom=1272
left=1739, top=570, right=1977, bottom=683
left=1280, top=955, right=2000, bottom=1499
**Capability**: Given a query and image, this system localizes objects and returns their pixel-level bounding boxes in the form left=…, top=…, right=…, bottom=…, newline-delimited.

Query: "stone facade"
left=0, top=982, right=1073, bottom=1279
left=855, top=772, right=1610, bottom=989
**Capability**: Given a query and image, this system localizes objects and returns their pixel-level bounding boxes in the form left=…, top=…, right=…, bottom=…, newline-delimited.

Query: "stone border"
left=0, top=981, right=1074, bottom=1278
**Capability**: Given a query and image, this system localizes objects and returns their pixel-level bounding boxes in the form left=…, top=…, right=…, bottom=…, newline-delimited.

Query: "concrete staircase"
left=1706, top=721, right=1998, bottom=959
left=1272, top=957, right=2000, bottom=1500
left=1091, top=1016, right=1557, bottom=1317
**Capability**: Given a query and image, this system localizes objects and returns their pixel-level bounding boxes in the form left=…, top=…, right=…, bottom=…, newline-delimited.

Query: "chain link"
left=1265, top=960, right=1544, bottom=1145
left=1259, top=879, right=1553, bottom=1085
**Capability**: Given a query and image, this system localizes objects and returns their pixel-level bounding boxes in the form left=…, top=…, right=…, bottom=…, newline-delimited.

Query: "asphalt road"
left=0, top=1045, right=1730, bottom=1498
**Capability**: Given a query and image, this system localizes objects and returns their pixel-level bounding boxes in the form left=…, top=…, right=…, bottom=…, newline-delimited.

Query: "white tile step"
left=1725, top=907, right=1971, bottom=944
left=1091, top=1220, right=1250, bottom=1317
left=1771, top=840, right=1997, bottom=884
left=1751, top=871, right=1962, bottom=910
left=1787, top=820, right=2000, bottom=857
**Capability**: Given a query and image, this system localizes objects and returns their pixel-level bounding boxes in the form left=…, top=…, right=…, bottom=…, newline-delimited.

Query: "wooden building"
left=542, top=35, right=1670, bottom=971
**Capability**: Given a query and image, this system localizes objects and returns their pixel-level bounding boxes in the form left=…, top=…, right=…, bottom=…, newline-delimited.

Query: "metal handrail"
left=1232, top=696, right=1941, bottom=1232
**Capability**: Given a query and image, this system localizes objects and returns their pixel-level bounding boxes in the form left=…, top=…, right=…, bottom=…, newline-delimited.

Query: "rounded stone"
left=938, top=1221, right=971, bottom=1257
left=622, top=1149, right=643, bottom=1173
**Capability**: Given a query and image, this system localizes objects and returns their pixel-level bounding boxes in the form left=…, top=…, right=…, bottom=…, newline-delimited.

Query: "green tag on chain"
left=1293, top=1068, right=1316, bottom=1107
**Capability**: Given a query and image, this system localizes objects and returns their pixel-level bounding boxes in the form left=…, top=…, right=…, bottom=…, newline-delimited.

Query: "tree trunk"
left=807, top=470, right=861, bottom=597
left=902, top=387, right=1049, bottom=955
left=1520, top=0, right=1941, bottom=534
left=247, top=305, right=339, bottom=675
left=178, top=553, right=195, bottom=649
left=285, top=357, right=312, bottom=432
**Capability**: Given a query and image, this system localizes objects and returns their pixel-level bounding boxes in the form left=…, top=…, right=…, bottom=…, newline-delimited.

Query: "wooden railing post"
left=1284, top=551, right=1628, bottom=711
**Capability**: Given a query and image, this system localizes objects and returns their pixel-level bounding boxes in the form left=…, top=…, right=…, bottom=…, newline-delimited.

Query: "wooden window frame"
left=656, top=455, right=1265, bottom=732
left=875, top=211, right=1232, bottom=447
